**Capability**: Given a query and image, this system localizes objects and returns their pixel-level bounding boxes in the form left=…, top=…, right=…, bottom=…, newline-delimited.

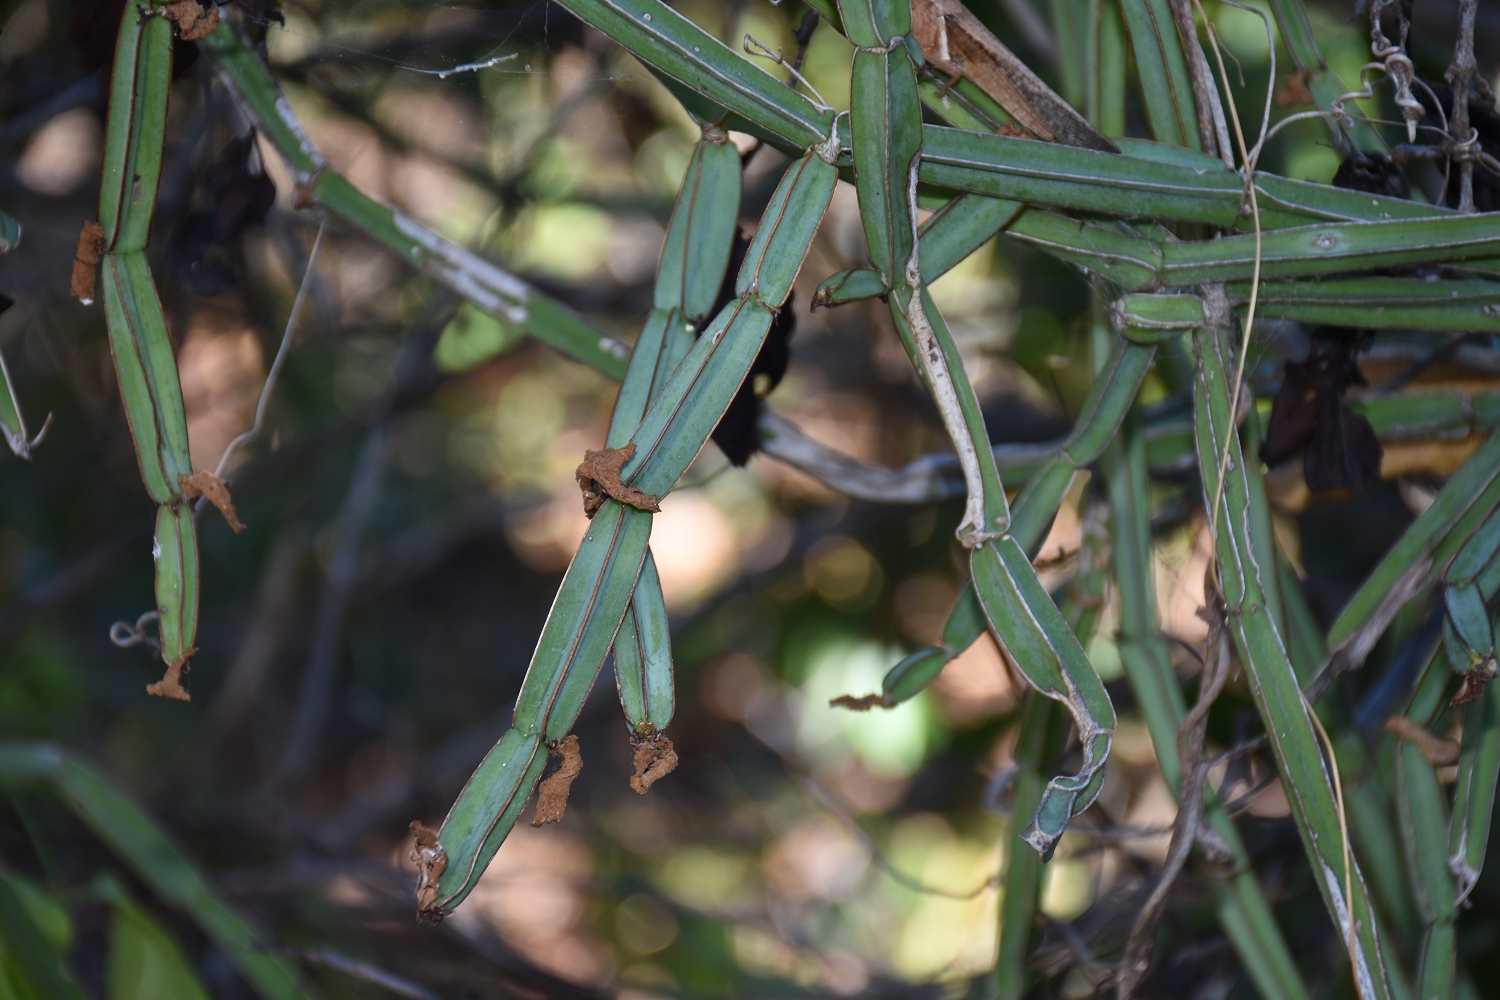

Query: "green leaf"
left=0, top=874, right=84, bottom=1000
left=1117, top=0, right=1200, bottom=148
left=96, top=876, right=212, bottom=1000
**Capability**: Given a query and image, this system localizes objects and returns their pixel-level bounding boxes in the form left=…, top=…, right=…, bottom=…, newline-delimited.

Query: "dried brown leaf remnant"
left=1451, top=666, right=1494, bottom=706
left=629, top=728, right=678, bottom=793
left=829, top=693, right=888, bottom=711
left=410, top=821, right=449, bottom=921
left=576, top=443, right=660, bottom=519
left=1276, top=69, right=1314, bottom=108
left=179, top=470, right=245, bottom=532
left=71, top=221, right=104, bottom=303
left=146, top=650, right=193, bottom=701
left=532, top=735, right=583, bottom=825
left=160, top=0, right=219, bottom=41
left=1384, top=715, right=1461, bottom=766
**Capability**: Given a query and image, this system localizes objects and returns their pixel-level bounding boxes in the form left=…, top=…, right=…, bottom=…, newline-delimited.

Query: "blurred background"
left=1, top=0, right=1498, bottom=996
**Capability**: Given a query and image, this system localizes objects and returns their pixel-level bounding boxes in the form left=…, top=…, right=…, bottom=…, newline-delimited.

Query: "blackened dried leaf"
left=1332, top=153, right=1409, bottom=200
left=208, top=133, right=276, bottom=241
left=168, top=211, right=238, bottom=295
left=1264, top=329, right=1383, bottom=495
left=1304, top=394, right=1383, bottom=495
left=1263, top=331, right=1367, bottom=466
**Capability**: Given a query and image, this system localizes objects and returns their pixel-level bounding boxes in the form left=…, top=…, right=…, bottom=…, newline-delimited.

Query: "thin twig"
left=292, top=948, right=441, bottom=1000
left=211, top=218, right=327, bottom=481
left=1115, top=588, right=1233, bottom=998
left=1167, top=0, right=1228, bottom=162
left=743, top=35, right=832, bottom=110
left=791, top=8, right=819, bottom=77
left=1446, top=0, right=1479, bottom=212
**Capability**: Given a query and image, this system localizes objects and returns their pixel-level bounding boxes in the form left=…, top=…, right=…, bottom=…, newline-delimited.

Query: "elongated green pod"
left=880, top=647, right=948, bottom=705
left=654, top=137, right=743, bottom=322
left=1444, top=585, right=1494, bottom=666
left=1450, top=677, right=1500, bottom=905
left=0, top=346, right=48, bottom=461
left=100, top=11, right=171, bottom=251
left=813, top=192, right=1023, bottom=307
left=421, top=729, right=546, bottom=914
left=852, top=444, right=1114, bottom=713
left=916, top=128, right=1444, bottom=231
left=552, top=0, right=835, bottom=150
left=888, top=286, right=1012, bottom=544
left=1396, top=735, right=1458, bottom=1000
left=609, top=134, right=738, bottom=746
left=1112, top=292, right=1206, bottom=331
left=847, top=47, right=922, bottom=285
left=734, top=153, right=840, bottom=307
left=1324, top=430, right=1500, bottom=680
left=608, top=309, right=685, bottom=449
left=1194, top=322, right=1404, bottom=998
left=615, top=554, right=674, bottom=730
left=513, top=503, right=654, bottom=739
left=1160, top=214, right=1500, bottom=285
left=1117, top=0, right=1199, bottom=149
left=1260, top=0, right=1382, bottom=153
left=1062, top=341, right=1156, bottom=465
left=814, top=268, right=889, bottom=308
left=425, top=501, right=651, bottom=915
left=994, top=693, right=1059, bottom=999
left=625, top=300, right=775, bottom=494
left=1121, top=279, right=1500, bottom=334
left=916, top=193, right=1023, bottom=279
left=153, top=503, right=199, bottom=676
left=0, top=215, right=41, bottom=460
left=942, top=579, right=988, bottom=650
left=1002, top=209, right=1163, bottom=290
left=627, top=156, right=835, bottom=494
left=834, top=0, right=907, bottom=49
left=1006, top=456, right=1075, bottom=552
left=1448, top=509, right=1500, bottom=587
left=971, top=535, right=1115, bottom=857
left=431, top=156, right=833, bottom=916
left=101, top=253, right=194, bottom=504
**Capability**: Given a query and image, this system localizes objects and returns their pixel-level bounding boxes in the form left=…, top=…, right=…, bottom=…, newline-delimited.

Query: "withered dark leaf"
left=1304, top=394, right=1383, bottom=495
left=169, top=134, right=277, bottom=295
left=207, top=133, right=277, bottom=242
left=1332, top=153, right=1409, bottom=200
left=1264, top=329, right=1382, bottom=496
left=168, top=212, right=238, bottom=295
